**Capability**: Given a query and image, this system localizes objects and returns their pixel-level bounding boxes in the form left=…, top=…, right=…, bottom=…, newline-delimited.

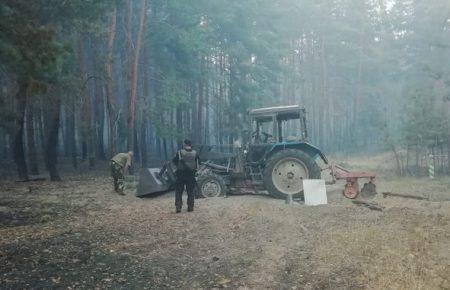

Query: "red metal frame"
left=328, top=164, right=376, bottom=199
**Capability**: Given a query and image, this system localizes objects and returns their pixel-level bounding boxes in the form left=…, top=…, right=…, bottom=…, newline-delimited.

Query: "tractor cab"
left=249, top=105, right=308, bottom=144
left=247, top=105, right=309, bottom=162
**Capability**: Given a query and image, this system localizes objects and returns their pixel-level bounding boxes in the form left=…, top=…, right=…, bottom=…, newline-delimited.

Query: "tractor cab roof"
left=248, top=105, right=304, bottom=121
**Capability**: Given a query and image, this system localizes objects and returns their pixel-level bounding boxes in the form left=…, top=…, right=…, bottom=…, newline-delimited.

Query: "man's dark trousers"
left=175, top=170, right=196, bottom=211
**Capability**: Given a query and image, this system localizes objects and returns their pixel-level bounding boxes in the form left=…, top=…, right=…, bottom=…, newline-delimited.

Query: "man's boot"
left=117, top=182, right=125, bottom=195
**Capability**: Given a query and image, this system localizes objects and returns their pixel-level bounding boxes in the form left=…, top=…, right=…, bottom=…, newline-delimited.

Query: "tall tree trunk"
left=37, top=100, right=46, bottom=157
left=68, top=100, right=78, bottom=169
left=218, top=53, right=224, bottom=145
left=176, top=105, right=183, bottom=148
left=13, top=79, right=29, bottom=181
left=0, top=131, right=6, bottom=158
left=78, top=35, right=95, bottom=168
left=92, top=36, right=106, bottom=161
left=95, top=71, right=106, bottom=160
left=134, top=126, right=140, bottom=162
left=81, top=140, right=87, bottom=160
left=197, top=56, right=205, bottom=144
left=190, top=84, right=197, bottom=142
left=319, top=36, right=327, bottom=149
left=162, top=137, right=168, bottom=160
left=141, top=116, right=148, bottom=167
left=141, top=44, right=150, bottom=168
left=127, top=0, right=148, bottom=150
left=44, top=93, right=62, bottom=181
left=156, top=136, right=161, bottom=160
left=106, top=7, right=117, bottom=157
left=197, top=80, right=204, bottom=144
left=26, top=101, right=39, bottom=175
left=204, top=57, right=210, bottom=144
left=391, top=144, right=403, bottom=176
left=62, top=106, right=70, bottom=157
left=228, top=59, right=237, bottom=144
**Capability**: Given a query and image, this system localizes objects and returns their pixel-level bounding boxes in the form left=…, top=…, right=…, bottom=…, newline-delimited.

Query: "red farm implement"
left=327, top=164, right=377, bottom=199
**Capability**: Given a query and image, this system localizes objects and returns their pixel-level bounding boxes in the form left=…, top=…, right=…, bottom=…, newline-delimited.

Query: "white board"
left=303, top=179, right=327, bottom=206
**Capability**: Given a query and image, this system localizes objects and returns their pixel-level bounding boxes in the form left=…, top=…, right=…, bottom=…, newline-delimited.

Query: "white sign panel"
left=303, top=179, right=328, bottom=206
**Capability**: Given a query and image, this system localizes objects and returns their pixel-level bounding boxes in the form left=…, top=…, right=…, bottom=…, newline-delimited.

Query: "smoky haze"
left=0, top=0, right=449, bottom=177
left=1, top=1, right=450, bottom=289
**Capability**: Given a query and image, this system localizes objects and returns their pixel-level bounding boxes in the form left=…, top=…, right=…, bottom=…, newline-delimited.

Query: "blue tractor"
left=137, top=105, right=329, bottom=199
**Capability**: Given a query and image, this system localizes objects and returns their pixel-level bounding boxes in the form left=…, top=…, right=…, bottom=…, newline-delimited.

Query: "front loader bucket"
left=136, top=168, right=171, bottom=197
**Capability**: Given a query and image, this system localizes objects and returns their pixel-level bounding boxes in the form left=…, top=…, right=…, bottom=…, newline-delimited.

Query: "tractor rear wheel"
left=197, top=174, right=226, bottom=198
left=263, top=149, right=321, bottom=199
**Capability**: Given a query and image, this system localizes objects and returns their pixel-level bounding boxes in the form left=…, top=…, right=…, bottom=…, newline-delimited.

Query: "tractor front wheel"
left=196, top=174, right=226, bottom=198
left=263, top=149, right=321, bottom=199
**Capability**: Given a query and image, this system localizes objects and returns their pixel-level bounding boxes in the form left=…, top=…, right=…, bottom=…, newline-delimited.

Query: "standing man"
left=110, top=151, right=133, bottom=195
left=172, top=139, right=199, bottom=213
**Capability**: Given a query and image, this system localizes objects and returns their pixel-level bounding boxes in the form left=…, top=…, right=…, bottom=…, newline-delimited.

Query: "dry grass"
left=314, top=220, right=449, bottom=289
left=314, top=155, right=450, bottom=289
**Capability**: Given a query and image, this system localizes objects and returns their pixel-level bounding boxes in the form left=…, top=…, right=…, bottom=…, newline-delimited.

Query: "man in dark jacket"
left=172, top=139, right=199, bottom=213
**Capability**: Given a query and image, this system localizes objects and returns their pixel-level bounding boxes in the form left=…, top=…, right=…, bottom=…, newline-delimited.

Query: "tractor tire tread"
left=263, top=149, right=321, bottom=199
left=196, top=173, right=226, bottom=198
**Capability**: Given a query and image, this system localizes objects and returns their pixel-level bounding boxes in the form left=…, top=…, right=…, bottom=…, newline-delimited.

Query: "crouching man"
left=172, top=139, right=199, bottom=213
left=110, top=151, right=133, bottom=195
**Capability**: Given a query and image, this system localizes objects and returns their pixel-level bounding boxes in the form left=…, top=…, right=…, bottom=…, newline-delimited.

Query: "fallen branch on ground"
left=382, top=192, right=428, bottom=200
left=352, top=200, right=384, bottom=211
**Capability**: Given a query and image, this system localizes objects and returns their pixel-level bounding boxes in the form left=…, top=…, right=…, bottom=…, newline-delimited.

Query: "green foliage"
left=0, top=1, right=60, bottom=83
left=402, top=87, right=449, bottom=146
left=2, top=0, right=449, bottom=156
left=0, top=0, right=116, bottom=85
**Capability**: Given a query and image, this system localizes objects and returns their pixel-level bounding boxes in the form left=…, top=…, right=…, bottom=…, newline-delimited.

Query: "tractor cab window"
left=252, top=116, right=276, bottom=144
left=276, top=111, right=307, bottom=142
left=278, top=119, right=303, bottom=142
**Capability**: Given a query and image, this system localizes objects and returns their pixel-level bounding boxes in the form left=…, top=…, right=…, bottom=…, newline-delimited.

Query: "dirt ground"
left=1, top=156, right=449, bottom=289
